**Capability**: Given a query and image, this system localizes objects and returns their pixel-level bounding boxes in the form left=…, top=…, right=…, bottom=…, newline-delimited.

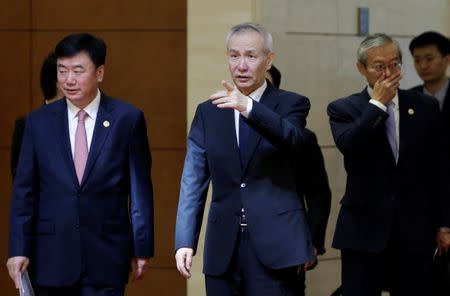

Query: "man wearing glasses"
left=327, top=33, right=450, bottom=295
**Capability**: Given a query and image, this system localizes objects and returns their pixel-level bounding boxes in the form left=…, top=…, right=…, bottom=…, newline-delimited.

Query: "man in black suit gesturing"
left=175, top=23, right=316, bottom=296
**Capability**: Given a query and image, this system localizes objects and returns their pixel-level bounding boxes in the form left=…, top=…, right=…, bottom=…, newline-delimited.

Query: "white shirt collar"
left=247, top=81, right=267, bottom=102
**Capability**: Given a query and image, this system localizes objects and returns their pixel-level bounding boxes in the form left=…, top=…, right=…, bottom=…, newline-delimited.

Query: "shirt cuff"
left=240, top=97, right=253, bottom=118
left=369, top=99, right=387, bottom=112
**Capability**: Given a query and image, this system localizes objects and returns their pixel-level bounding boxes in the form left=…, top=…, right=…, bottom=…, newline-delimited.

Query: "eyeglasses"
left=367, top=61, right=402, bottom=73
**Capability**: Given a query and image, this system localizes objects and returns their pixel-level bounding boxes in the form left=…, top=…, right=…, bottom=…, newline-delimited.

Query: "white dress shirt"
left=367, top=86, right=400, bottom=161
left=67, top=89, right=101, bottom=157
left=235, top=81, right=267, bottom=146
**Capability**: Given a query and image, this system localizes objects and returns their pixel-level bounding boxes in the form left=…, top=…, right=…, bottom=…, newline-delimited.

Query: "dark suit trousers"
left=341, top=223, right=433, bottom=296
left=33, top=273, right=125, bottom=296
left=205, top=227, right=304, bottom=296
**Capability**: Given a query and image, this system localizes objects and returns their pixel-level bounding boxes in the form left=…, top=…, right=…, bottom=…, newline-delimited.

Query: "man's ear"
left=96, top=65, right=105, bottom=82
left=266, top=52, right=275, bottom=70
left=444, top=54, right=450, bottom=67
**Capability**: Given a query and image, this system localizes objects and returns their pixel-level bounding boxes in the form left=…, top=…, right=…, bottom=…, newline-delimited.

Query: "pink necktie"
left=74, top=110, right=88, bottom=184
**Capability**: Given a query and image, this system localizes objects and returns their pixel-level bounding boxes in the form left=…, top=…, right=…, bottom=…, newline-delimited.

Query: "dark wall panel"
left=0, top=267, right=17, bottom=296
left=32, top=0, right=186, bottom=30
left=0, top=149, right=13, bottom=262
left=150, top=150, right=185, bottom=267
left=0, top=149, right=15, bottom=294
left=0, top=32, right=31, bottom=147
left=0, top=1, right=30, bottom=29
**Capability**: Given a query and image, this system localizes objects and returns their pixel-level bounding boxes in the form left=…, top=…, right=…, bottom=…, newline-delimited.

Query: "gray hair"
left=357, top=33, right=402, bottom=64
left=226, top=22, right=273, bottom=54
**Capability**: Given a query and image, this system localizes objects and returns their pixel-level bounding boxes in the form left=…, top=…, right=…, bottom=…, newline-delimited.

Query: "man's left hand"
left=303, top=247, right=319, bottom=271
left=130, top=257, right=149, bottom=281
left=209, top=81, right=248, bottom=112
left=296, top=247, right=318, bottom=273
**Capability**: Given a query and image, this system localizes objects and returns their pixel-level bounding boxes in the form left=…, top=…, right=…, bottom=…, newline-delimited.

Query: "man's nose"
left=66, top=71, right=76, bottom=83
left=237, top=58, right=248, bottom=71
left=383, top=66, right=392, bottom=76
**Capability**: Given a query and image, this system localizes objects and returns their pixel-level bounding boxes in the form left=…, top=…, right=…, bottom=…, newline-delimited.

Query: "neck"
left=239, top=88, right=255, bottom=96
left=424, top=76, right=448, bottom=95
left=68, top=97, right=95, bottom=110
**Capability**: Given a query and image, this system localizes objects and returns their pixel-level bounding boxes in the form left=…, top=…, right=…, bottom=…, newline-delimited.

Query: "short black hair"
left=268, top=65, right=281, bottom=89
left=409, top=31, right=449, bottom=56
left=54, top=33, right=107, bottom=68
left=40, top=52, right=58, bottom=101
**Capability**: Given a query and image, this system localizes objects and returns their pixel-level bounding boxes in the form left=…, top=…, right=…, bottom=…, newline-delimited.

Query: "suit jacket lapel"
left=81, top=95, right=114, bottom=185
left=53, top=99, right=80, bottom=188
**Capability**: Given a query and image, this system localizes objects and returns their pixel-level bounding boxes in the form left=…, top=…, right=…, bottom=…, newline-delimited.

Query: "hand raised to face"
left=371, top=70, right=402, bottom=105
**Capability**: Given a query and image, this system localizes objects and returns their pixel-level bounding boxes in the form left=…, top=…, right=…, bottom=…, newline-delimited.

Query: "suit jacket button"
left=240, top=183, right=246, bottom=188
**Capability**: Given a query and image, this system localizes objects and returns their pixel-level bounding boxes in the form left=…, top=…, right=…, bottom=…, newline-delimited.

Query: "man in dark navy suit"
left=175, top=23, right=315, bottom=295
left=328, top=33, right=450, bottom=296
left=7, top=33, right=154, bottom=296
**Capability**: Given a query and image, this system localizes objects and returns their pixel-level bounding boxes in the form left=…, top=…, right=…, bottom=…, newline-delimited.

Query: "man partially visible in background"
left=409, top=30, right=450, bottom=296
left=10, top=52, right=64, bottom=179
left=267, top=65, right=331, bottom=296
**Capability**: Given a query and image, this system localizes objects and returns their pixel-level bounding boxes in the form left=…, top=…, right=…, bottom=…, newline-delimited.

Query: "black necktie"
left=239, top=115, right=250, bottom=168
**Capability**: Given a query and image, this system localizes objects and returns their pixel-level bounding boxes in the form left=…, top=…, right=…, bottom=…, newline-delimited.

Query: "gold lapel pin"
left=103, top=120, right=110, bottom=127
left=408, top=108, right=414, bottom=115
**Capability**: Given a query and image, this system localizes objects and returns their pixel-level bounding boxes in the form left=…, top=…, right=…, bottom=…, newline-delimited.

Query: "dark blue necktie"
left=239, top=115, right=250, bottom=168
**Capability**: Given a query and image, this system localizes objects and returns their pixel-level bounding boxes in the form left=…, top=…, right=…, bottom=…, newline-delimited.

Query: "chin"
left=236, top=81, right=254, bottom=89
left=66, top=96, right=83, bottom=103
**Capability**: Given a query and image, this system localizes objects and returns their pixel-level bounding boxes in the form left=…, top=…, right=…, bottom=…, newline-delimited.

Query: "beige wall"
left=187, top=1, right=449, bottom=295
